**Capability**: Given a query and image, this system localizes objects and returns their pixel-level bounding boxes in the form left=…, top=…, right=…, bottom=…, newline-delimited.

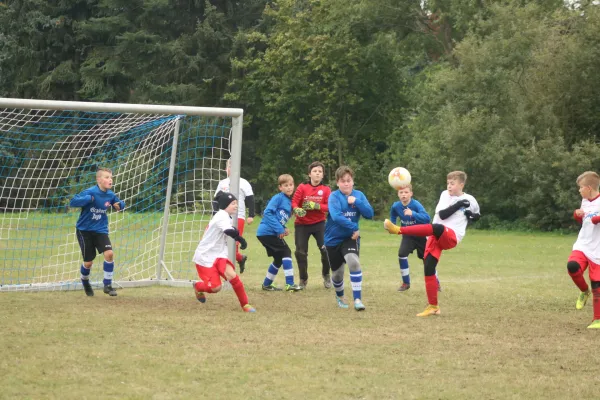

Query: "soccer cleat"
left=262, top=284, right=282, bottom=291
left=587, top=319, right=600, bottom=329
left=323, top=274, right=332, bottom=289
left=354, top=299, right=366, bottom=311
left=82, top=280, right=94, bottom=297
left=103, top=285, right=117, bottom=296
left=299, top=279, right=308, bottom=289
left=576, top=290, right=590, bottom=310
left=417, top=304, right=440, bottom=317
left=336, top=296, right=349, bottom=309
left=383, top=219, right=401, bottom=235
left=398, top=283, right=410, bottom=292
left=285, top=283, right=303, bottom=292
left=238, top=255, right=248, bottom=274
left=193, top=282, right=206, bottom=303
left=242, top=304, right=256, bottom=313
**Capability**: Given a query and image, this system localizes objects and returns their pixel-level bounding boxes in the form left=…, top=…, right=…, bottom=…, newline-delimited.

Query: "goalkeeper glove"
left=294, top=207, right=307, bottom=217
left=237, top=236, right=247, bottom=250
left=302, top=201, right=320, bottom=211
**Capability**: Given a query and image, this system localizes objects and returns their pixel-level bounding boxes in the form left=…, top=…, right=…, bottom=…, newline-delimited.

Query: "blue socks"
left=350, top=270, right=363, bottom=300
left=80, top=264, right=90, bottom=282
left=103, top=261, right=114, bottom=286
left=263, top=263, right=281, bottom=287
left=399, top=256, right=410, bottom=285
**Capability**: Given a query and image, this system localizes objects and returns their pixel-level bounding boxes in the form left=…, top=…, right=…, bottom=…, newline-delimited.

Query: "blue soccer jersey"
left=256, top=192, right=292, bottom=237
left=324, top=189, right=374, bottom=246
left=70, top=185, right=125, bottom=234
left=390, top=199, right=430, bottom=227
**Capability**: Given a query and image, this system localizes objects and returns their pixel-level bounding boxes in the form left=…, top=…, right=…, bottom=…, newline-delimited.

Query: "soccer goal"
left=0, top=98, right=243, bottom=292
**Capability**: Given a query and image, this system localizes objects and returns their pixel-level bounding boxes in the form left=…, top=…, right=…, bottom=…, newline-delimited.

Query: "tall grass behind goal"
left=0, top=98, right=243, bottom=292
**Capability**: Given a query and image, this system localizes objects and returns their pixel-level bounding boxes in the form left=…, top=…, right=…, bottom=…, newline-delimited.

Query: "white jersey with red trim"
left=573, top=195, right=600, bottom=263
left=193, top=210, right=233, bottom=267
left=432, top=190, right=480, bottom=243
left=215, top=177, right=253, bottom=219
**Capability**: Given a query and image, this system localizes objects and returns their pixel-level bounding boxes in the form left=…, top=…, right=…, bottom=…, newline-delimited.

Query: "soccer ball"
left=388, top=167, right=411, bottom=190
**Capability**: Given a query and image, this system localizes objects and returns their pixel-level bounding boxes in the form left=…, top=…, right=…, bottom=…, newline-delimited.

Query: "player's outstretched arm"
left=438, top=199, right=470, bottom=220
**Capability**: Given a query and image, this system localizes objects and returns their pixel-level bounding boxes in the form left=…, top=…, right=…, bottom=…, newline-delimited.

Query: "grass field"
left=2, top=219, right=600, bottom=400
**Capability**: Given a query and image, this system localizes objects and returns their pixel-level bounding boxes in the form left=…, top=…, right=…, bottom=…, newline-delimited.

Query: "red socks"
left=425, top=275, right=438, bottom=306
left=593, top=287, right=600, bottom=320
left=401, top=224, right=434, bottom=237
left=229, top=276, right=249, bottom=308
left=569, top=270, right=589, bottom=293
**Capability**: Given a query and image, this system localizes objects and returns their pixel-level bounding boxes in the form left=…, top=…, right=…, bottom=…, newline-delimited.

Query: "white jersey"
left=432, top=190, right=480, bottom=243
left=573, top=196, right=600, bottom=264
left=215, top=177, right=253, bottom=219
left=193, top=210, right=233, bottom=267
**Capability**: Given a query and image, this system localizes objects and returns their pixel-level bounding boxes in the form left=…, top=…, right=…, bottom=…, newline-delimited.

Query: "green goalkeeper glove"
left=302, top=201, right=320, bottom=210
left=294, top=207, right=307, bottom=217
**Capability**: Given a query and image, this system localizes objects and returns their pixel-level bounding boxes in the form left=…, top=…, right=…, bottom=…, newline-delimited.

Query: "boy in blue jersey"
left=389, top=184, right=435, bottom=292
left=257, top=174, right=303, bottom=292
left=70, top=167, right=125, bottom=297
left=324, top=166, right=374, bottom=311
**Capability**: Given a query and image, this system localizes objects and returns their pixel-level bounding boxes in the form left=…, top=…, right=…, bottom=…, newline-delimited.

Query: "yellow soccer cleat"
left=576, top=290, right=590, bottom=310
left=416, top=304, right=440, bottom=317
left=587, top=319, right=600, bottom=329
left=383, top=219, right=401, bottom=235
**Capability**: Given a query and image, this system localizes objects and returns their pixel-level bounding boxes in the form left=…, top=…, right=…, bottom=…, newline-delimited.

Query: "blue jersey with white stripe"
left=256, top=192, right=292, bottom=237
left=70, top=185, right=125, bottom=234
left=324, top=189, right=374, bottom=246
left=390, top=199, right=430, bottom=227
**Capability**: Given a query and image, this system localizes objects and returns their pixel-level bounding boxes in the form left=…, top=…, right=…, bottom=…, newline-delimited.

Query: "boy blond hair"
left=278, top=174, right=294, bottom=185
left=576, top=171, right=600, bottom=190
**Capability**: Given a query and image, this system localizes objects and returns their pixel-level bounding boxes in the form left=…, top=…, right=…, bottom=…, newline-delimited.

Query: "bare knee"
left=211, top=285, right=222, bottom=293
left=83, top=261, right=93, bottom=268
left=103, top=250, right=114, bottom=262
left=223, top=267, right=237, bottom=281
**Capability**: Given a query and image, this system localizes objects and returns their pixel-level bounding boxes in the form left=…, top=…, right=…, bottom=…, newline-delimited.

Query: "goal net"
left=0, top=98, right=243, bottom=292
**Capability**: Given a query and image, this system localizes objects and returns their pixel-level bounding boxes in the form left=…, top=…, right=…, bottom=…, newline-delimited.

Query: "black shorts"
left=76, top=229, right=112, bottom=262
left=325, top=238, right=359, bottom=272
left=257, top=235, right=292, bottom=259
left=399, top=235, right=426, bottom=259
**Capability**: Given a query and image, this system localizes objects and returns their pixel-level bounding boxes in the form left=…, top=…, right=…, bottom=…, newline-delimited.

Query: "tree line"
left=1, top=0, right=599, bottom=230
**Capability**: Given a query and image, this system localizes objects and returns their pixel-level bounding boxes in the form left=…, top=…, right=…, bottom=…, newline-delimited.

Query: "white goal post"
left=0, top=98, right=243, bottom=292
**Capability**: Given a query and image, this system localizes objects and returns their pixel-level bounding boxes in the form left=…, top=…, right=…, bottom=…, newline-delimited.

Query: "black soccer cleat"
left=82, top=280, right=94, bottom=297
left=103, top=285, right=117, bottom=296
left=238, top=255, right=248, bottom=274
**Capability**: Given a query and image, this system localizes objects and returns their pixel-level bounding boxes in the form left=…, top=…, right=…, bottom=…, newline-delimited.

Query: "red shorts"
left=424, top=226, right=458, bottom=260
left=568, top=250, right=600, bottom=281
left=195, top=258, right=234, bottom=289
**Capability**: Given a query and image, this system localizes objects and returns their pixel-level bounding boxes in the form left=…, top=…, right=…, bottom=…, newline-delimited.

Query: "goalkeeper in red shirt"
left=292, top=161, right=332, bottom=289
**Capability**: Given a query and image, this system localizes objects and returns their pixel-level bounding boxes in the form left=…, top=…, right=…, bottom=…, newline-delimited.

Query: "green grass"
left=1, top=220, right=599, bottom=399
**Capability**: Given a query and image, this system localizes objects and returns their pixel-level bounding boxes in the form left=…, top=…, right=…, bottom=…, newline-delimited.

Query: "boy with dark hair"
left=257, top=174, right=303, bottom=292
left=193, top=191, right=255, bottom=312
left=324, top=166, right=374, bottom=311
left=70, top=167, right=125, bottom=297
left=567, top=171, right=600, bottom=329
left=292, top=161, right=332, bottom=289
left=384, top=171, right=480, bottom=317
